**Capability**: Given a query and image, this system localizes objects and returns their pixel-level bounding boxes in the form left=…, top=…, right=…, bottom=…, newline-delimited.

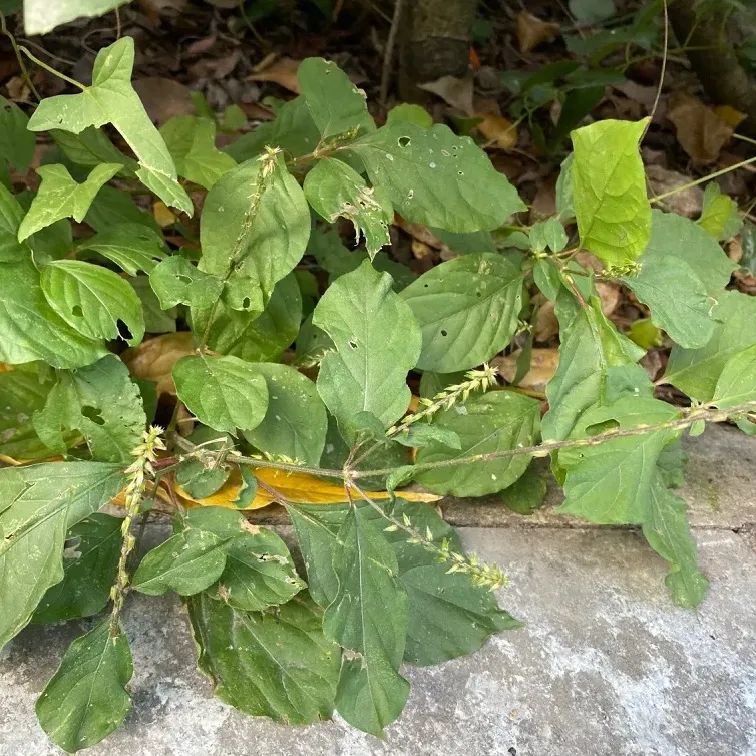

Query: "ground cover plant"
left=0, top=3, right=755, bottom=752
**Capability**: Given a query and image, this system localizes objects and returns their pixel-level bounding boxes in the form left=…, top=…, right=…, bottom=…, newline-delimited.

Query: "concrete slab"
left=2, top=526, right=754, bottom=756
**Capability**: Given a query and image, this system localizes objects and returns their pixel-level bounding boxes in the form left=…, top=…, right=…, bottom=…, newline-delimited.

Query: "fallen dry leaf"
left=418, top=73, right=474, bottom=115
left=133, top=77, right=195, bottom=124
left=596, top=281, right=620, bottom=316
left=248, top=57, right=301, bottom=94
left=713, top=104, right=746, bottom=129
left=646, top=164, right=704, bottom=217
left=493, top=348, right=559, bottom=393
left=122, top=332, right=195, bottom=395
left=175, top=466, right=440, bottom=510
left=667, top=93, right=734, bottom=164
left=476, top=113, right=518, bottom=150
left=516, top=11, right=560, bottom=54
left=533, top=300, right=559, bottom=342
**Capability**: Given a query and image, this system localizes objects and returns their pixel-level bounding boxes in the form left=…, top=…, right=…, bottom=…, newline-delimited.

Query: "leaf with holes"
left=27, top=38, right=192, bottom=215
left=172, top=354, right=269, bottom=434
left=149, top=256, right=225, bottom=310
left=400, top=253, right=524, bottom=372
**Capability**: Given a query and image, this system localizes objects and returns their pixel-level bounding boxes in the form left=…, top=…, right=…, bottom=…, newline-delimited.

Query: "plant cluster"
left=0, top=34, right=754, bottom=753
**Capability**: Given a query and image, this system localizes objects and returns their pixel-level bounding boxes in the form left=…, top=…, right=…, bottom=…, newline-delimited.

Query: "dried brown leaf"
left=516, top=11, right=560, bottom=54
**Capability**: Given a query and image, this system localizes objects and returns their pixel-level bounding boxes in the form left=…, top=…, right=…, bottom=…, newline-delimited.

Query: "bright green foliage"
left=173, top=354, right=269, bottom=434
left=571, top=118, right=651, bottom=265
left=298, top=57, right=375, bottom=139
left=149, top=256, right=224, bottom=310
left=312, top=260, right=421, bottom=437
left=323, top=505, right=410, bottom=736
left=36, top=620, right=133, bottom=753
left=698, top=182, right=742, bottom=242
left=188, top=593, right=340, bottom=724
left=529, top=217, right=568, bottom=254
left=27, top=38, right=192, bottom=215
left=33, top=355, right=146, bottom=462
left=18, top=163, right=120, bottom=242
left=242, top=362, right=328, bottom=466
left=401, top=253, right=524, bottom=372
left=349, top=122, right=526, bottom=232
left=160, top=115, right=237, bottom=190
left=0, top=95, right=35, bottom=172
left=304, top=158, right=393, bottom=258
left=0, top=462, right=123, bottom=647
left=33, top=514, right=122, bottom=623
left=78, top=222, right=167, bottom=275
left=415, top=392, right=541, bottom=496
left=198, top=153, right=309, bottom=311
left=40, top=259, right=145, bottom=345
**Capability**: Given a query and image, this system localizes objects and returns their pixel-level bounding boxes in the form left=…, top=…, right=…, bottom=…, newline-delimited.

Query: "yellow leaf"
left=476, top=113, right=517, bottom=150
left=175, top=466, right=440, bottom=510
left=153, top=200, right=177, bottom=227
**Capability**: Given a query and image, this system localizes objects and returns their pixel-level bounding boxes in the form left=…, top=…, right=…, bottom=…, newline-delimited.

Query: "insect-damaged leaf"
left=27, top=37, right=192, bottom=215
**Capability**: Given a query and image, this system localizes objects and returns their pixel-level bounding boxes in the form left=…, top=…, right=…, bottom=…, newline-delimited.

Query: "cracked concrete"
left=0, top=425, right=754, bottom=755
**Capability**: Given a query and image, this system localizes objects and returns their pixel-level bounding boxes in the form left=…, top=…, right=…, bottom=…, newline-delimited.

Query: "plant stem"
left=651, top=156, right=756, bottom=204
left=18, top=45, right=87, bottom=90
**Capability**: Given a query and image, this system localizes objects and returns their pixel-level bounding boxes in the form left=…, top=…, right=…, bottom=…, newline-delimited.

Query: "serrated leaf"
left=32, top=513, right=121, bottom=623
left=172, top=354, right=269, bottom=434
left=17, top=163, right=120, bottom=242
left=36, top=621, right=132, bottom=754
left=0, top=461, right=123, bottom=647
left=664, top=291, right=756, bottom=402
left=542, top=292, right=644, bottom=441
left=312, top=260, right=421, bottom=437
left=160, top=115, right=237, bottom=190
left=0, top=95, right=35, bottom=172
left=324, top=505, right=410, bottom=736
left=298, top=57, right=374, bottom=139
left=401, top=253, right=524, bottom=372
left=241, top=362, right=327, bottom=466
left=415, top=391, right=540, bottom=496
left=349, top=122, right=525, bottom=232
left=149, top=256, right=225, bottom=309
left=304, top=158, right=392, bottom=258
left=710, top=344, right=756, bottom=408
left=571, top=118, right=650, bottom=265
left=40, top=259, right=145, bottom=345
left=0, top=256, right=106, bottom=369
left=192, top=273, right=302, bottom=362
left=27, top=37, right=192, bottom=215
left=198, top=154, right=309, bottom=310
left=33, top=355, right=146, bottom=463
left=0, top=365, right=79, bottom=461
left=187, top=593, right=340, bottom=724
left=78, top=222, right=167, bottom=276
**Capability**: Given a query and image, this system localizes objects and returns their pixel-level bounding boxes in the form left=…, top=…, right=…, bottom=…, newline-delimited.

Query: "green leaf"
left=541, top=293, right=644, bottom=441
left=32, top=513, right=122, bottom=623
left=129, top=275, right=176, bottom=333
left=192, top=273, right=302, bottom=361
left=571, top=118, right=651, bottom=265
left=349, top=122, right=525, bottom=232
left=187, top=593, right=340, bottom=724
left=40, top=259, right=145, bottom=345
left=0, top=95, right=35, bottom=172
left=33, top=355, right=146, bottom=463
left=149, top=256, right=225, bottom=309
left=51, top=126, right=136, bottom=174
left=664, top=290, right=756, bottom=401
left=0, top=182, right=25, bottom=262
left=132, top=507, right=248, bottom=596
left=642, top=481, right=709, bottom=608
left=160, top=115, right=237, bottom=190
left=85, top=185, right=160, bottom=233
left=0, top=257, right=106, bottom=369
left=570, top=0, right=615, bottom=23
left=35, top=619, right=132, bottom=753
left=0, top=461, right=123, bottom=647
left=698, top=182, right=742, bottom=242
left=242, top=362, right=328, bottom=466
left=78, top=222, right=167, bottom=276
left=501, top=465, right=548, bottom=514
left=529, top=217, right=568, bottom=253
left=173, top=354, right=269, bottom=434
left=710, top=344, right=756, bottom=408
left=311, top=260, right=422, bottom=436
left=323, top=505, right=410, bottom=736
left=24, top=0, right=128, bottom=34
left=207, top=528, right=305, bottom=611
left=298, top=57, right=375, bottom=139
left=198, top=154, right=309, bottom=310
left=386, top=103, right=433, bottom=128
left=558, top=397, right=680, bottom=523
left=401, top=253, right=524, bottom=372
left=175, top=459, right=230, bottom=499
left=304, top=158, right=392, bottom=259
left=0, top=365, right=78, bottom=460
left=392, top=423, right=461, bottom=450
left=415, top=391, right=541, bottom=496
left=17, top=163, right=120, bottom=242
left=27, top=37, right=192, bottom=215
